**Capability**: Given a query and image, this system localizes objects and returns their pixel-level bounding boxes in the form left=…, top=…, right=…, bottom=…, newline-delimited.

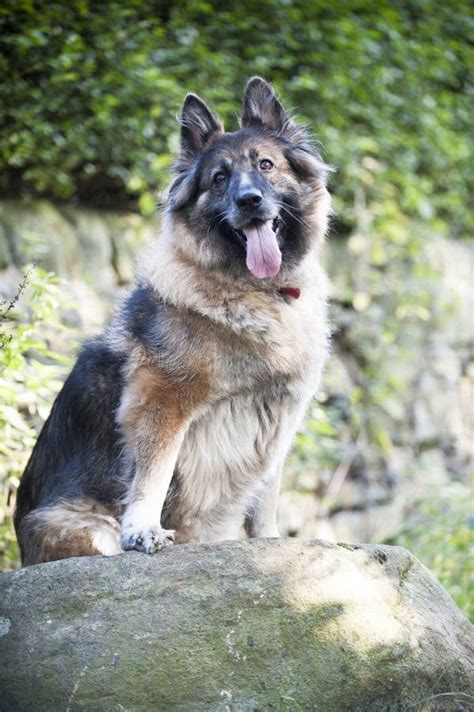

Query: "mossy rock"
left=0, top=539, right=473, bottom=711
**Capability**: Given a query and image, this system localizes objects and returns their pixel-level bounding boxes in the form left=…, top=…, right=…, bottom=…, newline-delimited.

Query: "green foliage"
left=0, top=0, right=472, bottom=236
left=0, top=265, right=74, bottom=570
left=388, top=484, right=474, bottom=621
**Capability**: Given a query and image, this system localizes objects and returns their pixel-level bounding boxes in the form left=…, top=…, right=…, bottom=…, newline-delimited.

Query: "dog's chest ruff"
left=176, top=391, right=288, bottom=512
left=138, top=245, right=329, bottom=534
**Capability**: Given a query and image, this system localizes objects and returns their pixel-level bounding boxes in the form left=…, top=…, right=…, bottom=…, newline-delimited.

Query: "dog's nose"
left=236, top=189, right=263, bottom=209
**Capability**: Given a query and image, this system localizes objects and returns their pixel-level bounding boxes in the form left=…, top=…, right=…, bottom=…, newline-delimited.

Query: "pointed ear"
left=241, top=76, right=312, bottom=146
left=240, top=77, right=290, bottom=133
left=179, top=93, right=223, bottom=166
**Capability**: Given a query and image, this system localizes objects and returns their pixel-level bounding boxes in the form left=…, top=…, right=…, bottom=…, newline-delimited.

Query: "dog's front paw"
left=121, top=526, right=175, bottom=554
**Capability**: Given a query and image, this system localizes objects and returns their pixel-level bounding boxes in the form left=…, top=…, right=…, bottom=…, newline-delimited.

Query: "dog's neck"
left=138, top=222, right=326, bottom=336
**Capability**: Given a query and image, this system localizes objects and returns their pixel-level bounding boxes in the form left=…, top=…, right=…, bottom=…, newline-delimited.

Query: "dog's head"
left=168, top=77, right=331, bottom=280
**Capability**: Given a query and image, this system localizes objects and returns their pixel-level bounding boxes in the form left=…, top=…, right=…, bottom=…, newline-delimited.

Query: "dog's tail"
left=16, top=497, right=122, bottom=566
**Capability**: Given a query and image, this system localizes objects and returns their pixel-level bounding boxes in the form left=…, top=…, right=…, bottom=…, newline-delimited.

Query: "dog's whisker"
left=276, top=201, right=310, bottom=230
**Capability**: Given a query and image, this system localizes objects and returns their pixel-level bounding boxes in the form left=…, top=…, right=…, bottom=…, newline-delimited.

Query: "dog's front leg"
left=120, top=430, right=186, bottom=554
left=245, top=466, right=282, bottom=539
left=117, top=363, right=206, bottom=553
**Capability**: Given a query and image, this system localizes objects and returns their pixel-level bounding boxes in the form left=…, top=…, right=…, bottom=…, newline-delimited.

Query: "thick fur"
left=15, top=77, right=332, bottom=564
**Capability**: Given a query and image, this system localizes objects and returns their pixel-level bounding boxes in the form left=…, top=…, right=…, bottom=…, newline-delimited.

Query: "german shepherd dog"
left=15, top=78, right=332, bottom=565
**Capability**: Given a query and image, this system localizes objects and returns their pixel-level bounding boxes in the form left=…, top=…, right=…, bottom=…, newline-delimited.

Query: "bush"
left=0, top=265, right=74, bottom=570
left=387, top=484, right=474, bottom=620
left=0, top=1, right=471, bottom=237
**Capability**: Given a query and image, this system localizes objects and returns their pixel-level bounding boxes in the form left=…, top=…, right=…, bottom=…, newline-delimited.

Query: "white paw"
left=121, top=525, right=175, bottom=554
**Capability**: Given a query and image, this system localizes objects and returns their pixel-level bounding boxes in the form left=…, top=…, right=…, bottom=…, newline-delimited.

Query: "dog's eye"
left=213, top=172, right=227, bottom=185
left=260, top=159, right=274, bottom=171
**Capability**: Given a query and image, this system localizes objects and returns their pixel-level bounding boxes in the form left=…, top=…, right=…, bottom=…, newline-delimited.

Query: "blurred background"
left=0, top=1, right=472, bottom=617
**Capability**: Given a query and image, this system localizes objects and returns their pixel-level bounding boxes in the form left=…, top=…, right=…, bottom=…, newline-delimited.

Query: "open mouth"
left=235, top=216, right=281, bottom=245
left=235, top=216, right=282, bottom=279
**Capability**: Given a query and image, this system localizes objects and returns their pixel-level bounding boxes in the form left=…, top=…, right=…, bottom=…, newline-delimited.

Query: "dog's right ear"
left=178, top=93, right=223, bottom=166
left=170, top=94, right=223, bottom=210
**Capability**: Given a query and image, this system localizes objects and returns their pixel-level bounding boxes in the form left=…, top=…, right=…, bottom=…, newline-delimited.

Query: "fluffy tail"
left=16, top=497, right=122, bottom=565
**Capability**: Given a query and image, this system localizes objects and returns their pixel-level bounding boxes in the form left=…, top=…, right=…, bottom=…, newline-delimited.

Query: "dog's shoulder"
left=122, top=283, right=168, bottom=351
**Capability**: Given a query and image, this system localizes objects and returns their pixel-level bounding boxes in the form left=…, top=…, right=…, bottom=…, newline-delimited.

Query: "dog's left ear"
left=241, top=77, right=332, bottom=181
left=240, top=76, right=311, bottom=148
left=179, top=93, right=223, bottom=165
left=241, top=76, right=306, bottom=141
left=241, top=77, right=290, bottom=134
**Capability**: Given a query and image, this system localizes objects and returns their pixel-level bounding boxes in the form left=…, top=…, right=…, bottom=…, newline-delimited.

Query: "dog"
left=14, top=77, right=332, bottom=565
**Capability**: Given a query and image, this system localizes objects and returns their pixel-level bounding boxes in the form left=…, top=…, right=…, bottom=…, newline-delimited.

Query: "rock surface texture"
left=1, top=539, right=473, bottom=711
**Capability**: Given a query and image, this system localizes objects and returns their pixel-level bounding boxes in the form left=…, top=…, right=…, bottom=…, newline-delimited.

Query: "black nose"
left=236, top=189, right=263, bottom=209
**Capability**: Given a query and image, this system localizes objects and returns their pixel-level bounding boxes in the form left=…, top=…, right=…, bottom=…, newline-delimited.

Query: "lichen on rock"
left=0, top=539, right=472, bottom=711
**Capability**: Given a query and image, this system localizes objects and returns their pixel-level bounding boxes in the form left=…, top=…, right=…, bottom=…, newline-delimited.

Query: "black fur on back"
left=14, top=339, right=127, bottom=530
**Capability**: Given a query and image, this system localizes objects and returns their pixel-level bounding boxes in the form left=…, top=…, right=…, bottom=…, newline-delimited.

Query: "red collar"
left=279, top=286, right=301, bottom=300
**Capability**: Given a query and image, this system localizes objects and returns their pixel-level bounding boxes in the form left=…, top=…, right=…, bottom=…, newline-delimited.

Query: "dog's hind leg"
left=17, top=497, right=121, bottom=566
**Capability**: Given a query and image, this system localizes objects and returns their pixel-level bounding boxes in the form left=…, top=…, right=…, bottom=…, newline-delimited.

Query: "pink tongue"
left=243, top=220, right=282, bottom=279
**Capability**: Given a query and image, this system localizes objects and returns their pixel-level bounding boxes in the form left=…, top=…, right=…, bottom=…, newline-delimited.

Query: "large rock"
left=1, top=539, right=472, bottom=711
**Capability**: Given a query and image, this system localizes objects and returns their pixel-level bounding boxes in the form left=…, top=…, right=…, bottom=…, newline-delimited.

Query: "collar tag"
left=279, top=286, right=301, bottom=300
